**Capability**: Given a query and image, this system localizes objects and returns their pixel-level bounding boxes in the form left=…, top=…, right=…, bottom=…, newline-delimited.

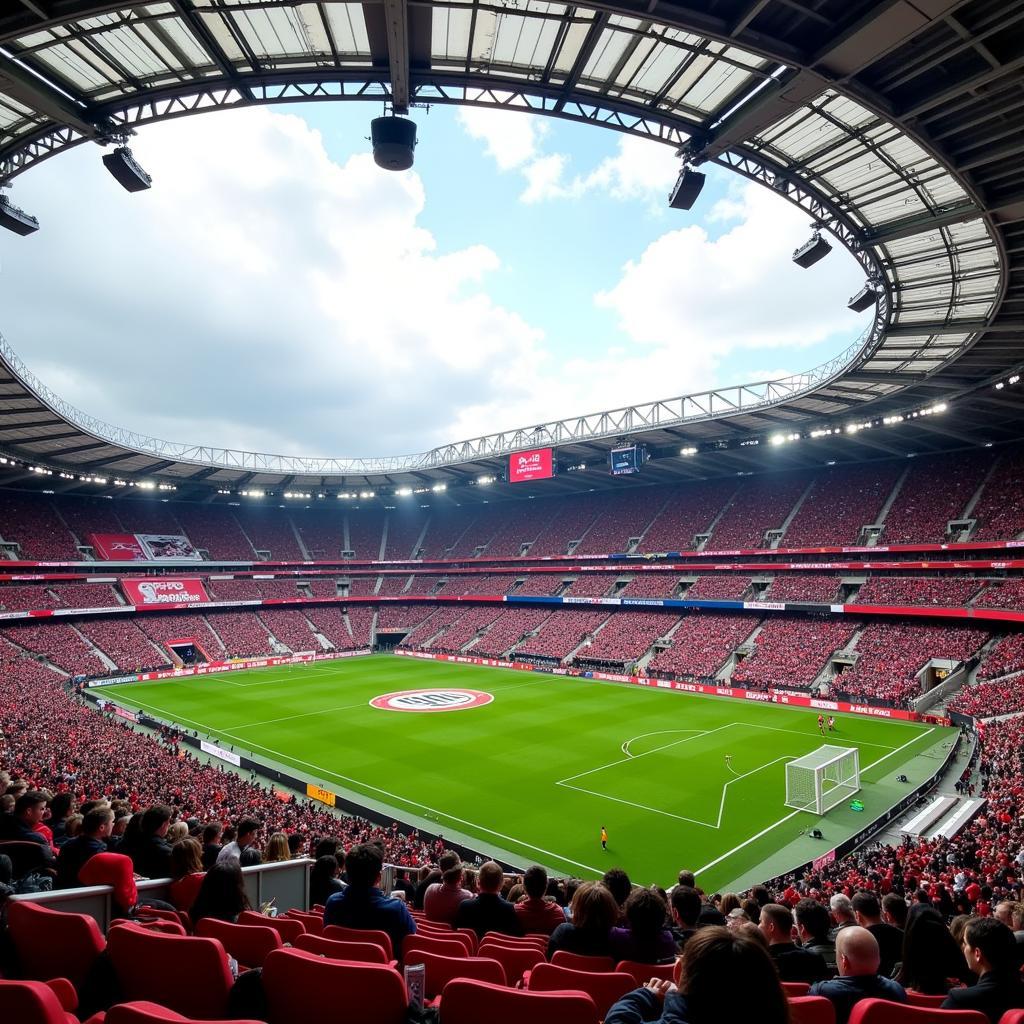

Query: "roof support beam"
left=862, top=201, right=980, bottom=245
left=383, top=0, right=410, bottom=114
left=41, top=441, right=107, bottom=457
left=172, top=0, right=254, bottom=102
left=0, top=52, right=98, bottom=138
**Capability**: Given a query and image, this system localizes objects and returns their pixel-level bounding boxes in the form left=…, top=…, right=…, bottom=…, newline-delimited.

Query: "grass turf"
left=100, top=654, right=954, bottom=890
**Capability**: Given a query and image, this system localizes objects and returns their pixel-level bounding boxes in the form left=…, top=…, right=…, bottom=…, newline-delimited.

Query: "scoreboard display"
left=609, top=445, right=647, bottom=476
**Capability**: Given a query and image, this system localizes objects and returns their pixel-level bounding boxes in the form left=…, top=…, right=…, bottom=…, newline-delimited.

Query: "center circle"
left=369, top=688, right=494, bottom=713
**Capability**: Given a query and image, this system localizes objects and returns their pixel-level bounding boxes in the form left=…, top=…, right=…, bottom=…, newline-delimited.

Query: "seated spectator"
left=603, top=867, right=632, bottom=921
left=881, top=893, right=908, bottom=931
left=994, top=900, right=1024, bottom=969
left=323, top=843, right=416, bottom=954
left=201, top=822, right=223, bottom=869
left=191, top=861, right=251, bottom=924
left=610, top=887, right=676, bottom=964
left=759, top=902, right=829, bottom=983
left=48, top=792, right=74, bottom=847
left=942, top=917, right=1024, bottom=1022
left=0, top=791, right=56, bottom=868
left=309, top=854, right=344, bottom=908
left=670, top=885, right=702, bottom=949
left=894, top=906, right=972, bottom=994
left=263, top=832, right=290, bottom=863
left=548, top=881, right=619, bottom=959
left=454, top=860, right=522, bottom=938
left=852, top=891, right=903, bottom=978
left=809, top=926, right=907, bottom=1024
left=413, top=865, right=439, bottom=910
left=605, top=925, right=789, bottom=1024
left=287, top=833, right=306, bottom=860
left=514, top=865, right=565, bottom=936
left=217, top=818, right=259, bottom=866
left=795, top=897, right=837, bottom=974
left=129, top=804, right=173, bottom=879
left=424, top=850, right=472, bottom=925
left=56, top=806, right=113, bottom=889
left=830, top=893, right=856, bottom=939
left=168, top=837, right=205, bottom=912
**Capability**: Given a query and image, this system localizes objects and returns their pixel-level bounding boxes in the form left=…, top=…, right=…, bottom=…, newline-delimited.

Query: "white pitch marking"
left=621, top=729, right=706, bottom=758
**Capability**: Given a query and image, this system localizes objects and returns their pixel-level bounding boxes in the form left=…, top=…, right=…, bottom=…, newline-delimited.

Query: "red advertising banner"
left=89, top=533, right=148, bottom=560
left=121, top=578, right=210, bottom=606
left=508, top=447, right=554, bottom=483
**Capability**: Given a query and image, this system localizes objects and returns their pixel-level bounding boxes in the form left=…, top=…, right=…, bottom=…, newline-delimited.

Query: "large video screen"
left=509, top=447, right=555, bottom=483
left=610, top=445, right=647, bottom=476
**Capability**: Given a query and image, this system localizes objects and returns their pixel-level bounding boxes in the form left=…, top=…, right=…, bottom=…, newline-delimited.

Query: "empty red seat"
left=0, top=979, right=78, bottom=1024
left=440, top=979, right=599, bottom=1024
left=788, top=995, right=836, bottom=1024
left=848, top=998, right=989, bottom=1024
left=262, top=947, right=407, bottom=1024
left=283, top=909, right=323, bottom=935
left=614, top=960, right=675, bottom=985
left=1000, top=1013, right=1024, bottom=1024
left=483, top=931, right=547, bottom=950
left=294, top=933, right=392, bottom=964
left=403, top=950, right=506, bottom=1000
left=477, top=942, right=546, bottom=986
left=906, top=992, right=950, bottom=1008
left=322, top=924, right=394, bottom=958
left=7, top=901, right=105, bottom=990
left=527, top=962, right=634, bottom=1019
left=106, top=923, right=234, bottom=1020
left=783, top=982, right=812, bottom=996
left=194, top=917, right=282, bottom=968
left=553, top=951, right=616, bottom=973
left=404, top=932, right=474, bottom=961
left=103, top=1002, right=265, bottom=1023
left=236, top=911, right=305, bottom=944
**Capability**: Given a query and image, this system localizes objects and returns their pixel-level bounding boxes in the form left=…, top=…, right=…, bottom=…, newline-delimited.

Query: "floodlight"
left=0, top=193, right=39, bottom=235
left=792, top=231, right=831, bottom=268
left=668, top=167, right=706, bottom=211
left=371, top=116, right=417, bottom=171
left=847, top=283, right=878, bottom=312
left=102, top=146, right=152, bottom=193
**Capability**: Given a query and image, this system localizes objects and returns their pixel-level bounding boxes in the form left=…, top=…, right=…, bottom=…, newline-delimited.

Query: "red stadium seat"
left=477, top=942, right=545, bottom=986
left=261, top=947, right=407, bottom=1024
left=999, top=1013, right=1024, bottom=1024
left=788, top=995, right=836, bottom=1024
left=553, top=951, right=616, bottom=973
left=0, top=979, right=78, bottom=1024
left=7, top=901, right=105, bottom=989
left=404, top=932, right=475, bottom=961
left=282, top=909, right=324, bottom=935
left=403, top=950, right=506, bottom=1000
left=614, top=960, right=675, bottom=985
left=106, top=923, right=234, bottom=1020
left=294, top=933, right=394, bottom=965
left=440, top=978, right=598, bottom=1024
left=906, top=992, right=950, bottom=1008
left=236, top=910, right=305, bottom=944
left=848, top=999, right=989, bottom=1024
left=482, top=932, right=547, bottom=951
left=110, top=918, right=187, bottom=937
left=104, top=1002, right=265, bottom=1023
left=322, top=924, right=394, bottom=958
left=194, top=917, right=283, bottom=968
left=527, top=962, right=634, bottom=1018
left=783, top=982, right=812, bottom=996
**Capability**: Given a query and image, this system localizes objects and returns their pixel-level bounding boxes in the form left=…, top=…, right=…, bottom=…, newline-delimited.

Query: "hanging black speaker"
left=371, top=117, right=417, bottom=171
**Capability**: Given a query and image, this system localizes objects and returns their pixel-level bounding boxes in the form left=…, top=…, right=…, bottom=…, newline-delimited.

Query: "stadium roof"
left=0, top=0, right=1022, bottom=498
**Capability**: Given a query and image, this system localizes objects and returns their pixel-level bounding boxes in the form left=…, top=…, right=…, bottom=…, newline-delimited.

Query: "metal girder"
left=38, top=441, right=108, bottom=456
left=382, top=0, right=410, bottom=114
left=0, top=417, right=63, bottom=430
left=171, top=0, right=255, bottom=102
left=0, top=52, right=99, bottom=140
left=862, top=201, right=982, bottom=245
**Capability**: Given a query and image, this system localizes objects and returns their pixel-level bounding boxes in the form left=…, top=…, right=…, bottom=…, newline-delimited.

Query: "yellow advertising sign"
left=306, top=783, right=336, bottom=807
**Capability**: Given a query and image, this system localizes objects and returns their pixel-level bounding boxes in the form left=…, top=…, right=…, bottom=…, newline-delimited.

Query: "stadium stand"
left=1, top=621, right=107, bottom=676
left=419, top=507, right=476, bottom=560
left=854, top=576, right=984, bottom=607
left=573, top=611, right=679, bottom=668
left=950, top=676, right=1024, bottom=717
left=202, top=611, right=275, bottom=658
left=398, top=606, right=464, bottom=648
left=135, top=613, right=226, bottom=661
left=293, top=511, right=345, bottom=560
left=782, top=463, right=903, bottom=548
left=0, top=493, right=79, bottom=560
left=348, top=509, right=384, bottom=559
left=406, top=574, right=442, bottom=595
left=471, top=607, right=551, bottom=656
left=484, top=501, right=556, bottom=558
left=51, top=583, right=123, bottom=609
left=347, top=606, right=375, bottom=648
left=114, top=501, right=184, bottom=535
left=705, top=473, right=809, bottom=551
left=881, top=451, right=993, bottom=545
left=258, top=608, right=319, bottom=652
left=562, top=574, right=615, bottom=597
left=973, top=578, right=1024, bottom=610
left=303, top=605, right=364, bottom=650
left=377, top=574, right=411, bottom=595
left=514, top=610, right=608, bottom=662
left=442, top=573, right=514, bottom=596
left=75, top=618, right=169, bottom=673
left=376, top=604, right=434, bottom=631
left=205, top=578, right=262, bottom=601
left=766, top=575, right=841, bottom=603
left=685, top=575, right=752, bottom=600
left=635, top=480, right=737, bottom=554
left=647, top=613, right=756, bottom=680
left=730, top=617, right=856, bottom=690
left=172, top=506, right=254, bottom=560
left=448, top=507, right=510, bottom=559
left=976, top=632, right=1024, bottom=682
left=572, top=489, right=663, bottom=556
left=618, top=573, right=680, bottom=598
left=234, top=509, right=304, bottom=560
left=528, top=497, right=599, bottom=557
left=512, top=573, right=566, bottom=596
left=0, top=584, right=60, bottom=610
left=346, top=575, right=379, bottom=596
left=972, top=446, right=1024, bottom=541
left=422, top=606, right=505, bottom=654
left=57, top=495, right=125, bottom=542
left=832, top=622, right=989, bottom=706
left=384, top=510, right=429, bottom=559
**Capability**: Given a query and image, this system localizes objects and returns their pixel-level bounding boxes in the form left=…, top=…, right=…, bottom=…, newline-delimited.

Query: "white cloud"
left=455, top=106, right=549, bottom=171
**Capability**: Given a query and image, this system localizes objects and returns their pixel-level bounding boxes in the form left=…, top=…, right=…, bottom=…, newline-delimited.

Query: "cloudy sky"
left=0, top=101, right=869, bottom=459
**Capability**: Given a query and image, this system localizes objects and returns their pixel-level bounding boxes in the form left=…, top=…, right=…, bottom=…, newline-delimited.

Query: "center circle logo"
left=369, top=688, right=494, bottom=713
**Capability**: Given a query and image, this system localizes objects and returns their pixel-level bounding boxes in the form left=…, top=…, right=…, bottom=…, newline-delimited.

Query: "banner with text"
left=89, top=533, right=148, bottom=560
left=122, top=578, right=210, bottom=606
left=508, top=447, right=554, bottom=484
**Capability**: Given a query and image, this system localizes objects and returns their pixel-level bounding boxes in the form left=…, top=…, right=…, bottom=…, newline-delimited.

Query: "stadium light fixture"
left=792, top=230, right=832, bottom=269
left=359, top=490, right=375, bottom=498
left=1009, top=375, right=1021, bottom=385
left=431, top=483, right=447, bottom=492
left=995, top=382, right=1005, bottom=390
left=395, top=487, right=413, bottom=497
left=477, top=475, right=495, bottom=485
left=680, top=447, right=698, bottom=456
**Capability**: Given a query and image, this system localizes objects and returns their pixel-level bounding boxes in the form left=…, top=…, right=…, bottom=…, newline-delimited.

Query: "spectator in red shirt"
left=514, top=865, right=566, bottom=935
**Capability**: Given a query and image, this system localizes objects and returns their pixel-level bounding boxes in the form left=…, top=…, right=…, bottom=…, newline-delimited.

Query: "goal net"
left=785, top=745, right=860, bottom=816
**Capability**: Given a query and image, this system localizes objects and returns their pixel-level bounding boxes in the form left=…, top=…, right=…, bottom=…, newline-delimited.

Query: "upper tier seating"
left=976, top=632, right=1024, bottom=681
left=685, top=575, right=751, bottom=600
left=854, top=576, right=984, bottom=607
left=258, top=608, right=319, bottom=652
left=293, top=511, right=345, bottom=560
left=202, top=611, right=275, bottom=658
left=562, top=575, right=615, bottom=598
left=972, top=446, right=1024, bottom=541
left=528, top=498, right=600, bottom=558
left=51, top=583, right=123, bottom=609
left=0, top=493, right=79, bottom=560
left=574, top=611, right=679, bottom=666
left=619, top=573, right=680, bottom=598
left=348, top=510, right=385, bottom=559
left=573, top=490, right=664, bottom=556
left=705, top=473, right=809, bottom=551
left=973, top=579, right=1024, bottom=610
left=512, top=573, right=565, bottom=596
left=234, top=509, right=304, bottom=560
left=172, top=506, right=254, bottom=560
left=514, top=610, right=607, bottom=661
left=384, top=511, right=428, bottom=559
left=0, top=584, right=60, bottom=610
left=767, top=575, right=841, bottom=603
left=376, top=604, right=434, bottom=631
left=636, top=480, right=737, bottom=554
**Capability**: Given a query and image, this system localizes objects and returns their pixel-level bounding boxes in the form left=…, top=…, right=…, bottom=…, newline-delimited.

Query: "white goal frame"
left=785, top=745, right=860, bottom=816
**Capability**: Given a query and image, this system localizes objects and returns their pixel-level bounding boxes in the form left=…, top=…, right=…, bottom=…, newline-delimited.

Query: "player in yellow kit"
left=600, top=826, right=608, bottom=850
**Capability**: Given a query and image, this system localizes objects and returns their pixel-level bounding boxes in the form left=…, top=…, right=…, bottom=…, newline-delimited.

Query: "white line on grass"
left=621, top=729, right=706, bottom=758
left=741, top=721, right=897, bottom=750
left=693, top=726, right=936, bottom=879
left=222, top=701, right=373, bottom=731
left=103, top=692, right=605, bottom=877
left=556, top=781, right=721, bottom=828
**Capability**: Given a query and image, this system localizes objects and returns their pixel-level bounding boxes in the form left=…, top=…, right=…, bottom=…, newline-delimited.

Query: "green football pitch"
left=100, top=655, right=955, bottom=891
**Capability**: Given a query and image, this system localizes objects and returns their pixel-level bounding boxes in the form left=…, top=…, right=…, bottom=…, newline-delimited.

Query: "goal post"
left=785, top=745, right=860, bottom=816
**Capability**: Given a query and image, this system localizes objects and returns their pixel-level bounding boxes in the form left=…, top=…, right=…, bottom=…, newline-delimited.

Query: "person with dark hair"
left=670, top=885, right=702, bottom=949
left=201, top=822, right=223, bottom=869
left=611, top=887, right=675, bottom=964
left=603, top=867, right=632, bottom=917
left=894, top=905, right=971, bottom=994
left=514, top=865, right=565, bottom=935
left=0, top=791, right=55, bottom=867
left=605, top=925, right=790, bottom=1024
left=217, top=818, right=259, bottom=866
left=852, top=891, right=902, bottom=978
left=286, top=833, right=305, bottom=860
left=323, top=843, right=416, bottom=953
left=56, top=806, right=113, bottom=889
left=191, top=862, right=250, bottom=924
left=941, top=918, right=1024, bottom=1022
left=759, top=903, right=829, bottom=983
left=795, top=897, right=837, bottom=974
left=809, top=926, right=907, bottom=1024
left=424, top=851, right=472, bottom=925
left=454, top=860, right=522, bottom=938
left=168, top=837, right=205, bottom=911
left=130, top=805, right=173, bottom=879
left=47, top=792, right=74, bottom=847
left=548, top=881, right=619, bottom=959
left=881, top=893, right=908, bottom=930
left=309, top=854, right=344, bottom=907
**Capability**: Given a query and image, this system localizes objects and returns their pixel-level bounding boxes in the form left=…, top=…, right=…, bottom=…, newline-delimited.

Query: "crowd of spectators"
left=345, top=575, right=379, bottom=596
left=293, top=511, right=345, bottom=560
left=973, top=447, right=1024, bottom=542
left=833, top=623, right=989, bottom=707
left=0, top=493, right=80, bottom=560
left=418, top=507, right=476, bottom=560
left=51, top=583, right=123, bottom=609
left=512, top=572, right=565, bottom=596
left=419, top=606, right=505, bottom=654
left=975, top=579, right=1024, bottom=610
left=483, top=502, right=556, bottom=558
left=950, top=677, right=1024, bottom=718
left=977, top=634, right=1024, bottom=682
left=471, top=608, right=551, bottom=657
left=377, top=574, right=411, bottom=595
left=302, top=605, right=366, bottom=650
left=575, top=611, right=679, bottom=668
left=233, top=509, right=304, bottom=560
left=620, top=573, right=681, bottom=598
left=382, top=511, right=427, bottom=560
left=257, top=609, right=319, bottom=652
left=347, top=509, right=385, bottom=560
left=134, top=613, right=226, bottom=662
left=648, top=613, right=756, bottom=681
left=562, top=574, right=615, bottom=597
left=574, top=491, right=662, bottom=556
left=397, top=606, right=463, bottom=648
left=446, top=507, right=512, bottom=559
left=172, top=506, right=255, bottom=561
left=528, top=498, right=600, bottom=558
left=205, top=578, right=263, bottom=601
left=0, top=584, right=60, bottom=610
left=76, top=618, right=169, bottom=673
left=405, top=573, right=443, bottom=595
left=854, top=576, right=984, bottom=607
left=514, top=610, right=608, bottom=662
left=685, top=575, right=752, bottom=600
left=440, top=573, right=514, bottom=596
left=731, top=617, right=856, bottom=690
left=767, top=574, right=842, bottom=603
left=347, top=607, right=375, bottom=648
left=376, top=604, right=433, bottom=631
left=636, top=480, right=737, bottom=554
left=705, top=473, right=810, bottom=551
left=1, top=622, right=107, bottom=676
left=201, top=612, right=275, bottom=659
